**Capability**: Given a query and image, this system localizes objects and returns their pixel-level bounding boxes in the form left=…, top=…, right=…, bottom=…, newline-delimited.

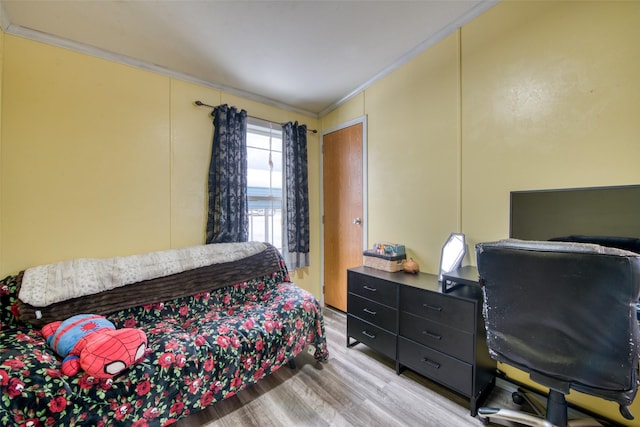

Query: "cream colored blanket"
left=19, top=242, right=267, bottom=307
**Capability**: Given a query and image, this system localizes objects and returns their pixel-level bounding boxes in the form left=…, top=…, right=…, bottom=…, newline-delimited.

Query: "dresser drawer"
left=400, top=285, right=474, bottom=332
left=399, top=311, right=473, bottom=363
left=348, top=293, right=397, bottom=332
left=347, top=315, right=397, bottom=360
left=398, top=337, right=472, bottom=396
left=348, top=271, right=397, bottom=307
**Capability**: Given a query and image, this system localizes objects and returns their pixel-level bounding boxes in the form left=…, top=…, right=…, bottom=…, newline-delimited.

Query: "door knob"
left=353, top=218, right=362, bottom=225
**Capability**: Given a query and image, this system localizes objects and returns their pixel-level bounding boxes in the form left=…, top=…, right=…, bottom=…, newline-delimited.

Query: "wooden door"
left=323, top=122, right=363, bottom=312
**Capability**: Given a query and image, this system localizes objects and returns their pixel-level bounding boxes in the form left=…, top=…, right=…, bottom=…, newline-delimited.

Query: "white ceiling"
left=0, top=0, right=497, bottom=117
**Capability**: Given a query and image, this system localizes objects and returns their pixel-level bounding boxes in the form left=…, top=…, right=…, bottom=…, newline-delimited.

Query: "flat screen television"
left=510, top=184, right=640, bottom=243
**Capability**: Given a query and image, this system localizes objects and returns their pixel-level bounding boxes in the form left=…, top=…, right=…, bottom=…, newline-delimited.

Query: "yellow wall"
left=2, top=1, right=640, bottom=423
left=2, top=36, right=172, bottom=270
left=320, top=30, right=462, bottom=274
left=462, top=1, right=640, bottom=253
left=320, top=92, right=364, bottom=131
left=0, top=35, right=319, bottom=296
left=0, top=28, right=4, bottom=280
left=366, top=30, right=462, bottom=274
left=461, top=2, right=640, bottom=422
left=322, top=1, right=640, bottom=424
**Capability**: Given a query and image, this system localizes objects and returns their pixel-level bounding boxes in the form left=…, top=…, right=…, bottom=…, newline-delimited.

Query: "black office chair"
left=476, top=239, right=640, bottom=427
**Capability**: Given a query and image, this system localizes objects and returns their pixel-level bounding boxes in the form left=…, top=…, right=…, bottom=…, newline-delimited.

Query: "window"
left=246, top=119, right=283, bottom=250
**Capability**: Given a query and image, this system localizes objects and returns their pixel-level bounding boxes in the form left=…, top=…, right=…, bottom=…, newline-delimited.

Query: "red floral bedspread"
left=0, top=259, right=328, bottom=426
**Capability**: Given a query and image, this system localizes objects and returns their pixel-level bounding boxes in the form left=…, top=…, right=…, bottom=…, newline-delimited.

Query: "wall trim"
left=318, top=0, right=500, bottom=118
left=1, top=0, right=499, bottom=120
left=1, top=22, right=319, bottom=119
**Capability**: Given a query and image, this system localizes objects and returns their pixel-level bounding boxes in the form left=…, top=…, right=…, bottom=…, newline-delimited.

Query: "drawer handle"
left=422, top=303, right=442, bottom=312
left=421, top=358, right=441, bottom=369
left=362, top=331, right=376, bottom=339
left=422, top=330, right=442, bottom=340
left=363, top=308, right=377, bottom=315
left=363, top=285, right=377, bottom=292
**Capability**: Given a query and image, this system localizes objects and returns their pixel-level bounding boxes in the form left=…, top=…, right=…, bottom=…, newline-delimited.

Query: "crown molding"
left=318, top=0, right=500, bottom=118
left=1, top=0, right=498, bottom=120
left=2, top=20, right=319, bottom=119
left=0, top=2, right=11, bottom=32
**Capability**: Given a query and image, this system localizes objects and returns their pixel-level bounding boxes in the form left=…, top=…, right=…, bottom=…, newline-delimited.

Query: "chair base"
left=478, top=388, right=604, bottom=427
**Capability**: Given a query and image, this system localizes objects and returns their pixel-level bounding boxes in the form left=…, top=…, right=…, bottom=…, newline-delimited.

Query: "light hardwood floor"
left=173, top=307, right=528, bottom=427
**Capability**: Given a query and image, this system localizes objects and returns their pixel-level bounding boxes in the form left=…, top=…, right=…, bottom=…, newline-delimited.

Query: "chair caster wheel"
left=479, top=416, right=490, bottom=425
left=512, top=391, right=525, bottom=405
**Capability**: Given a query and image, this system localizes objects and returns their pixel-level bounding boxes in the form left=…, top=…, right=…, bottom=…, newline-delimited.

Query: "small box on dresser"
left=362, top=250, right=406, bottom=272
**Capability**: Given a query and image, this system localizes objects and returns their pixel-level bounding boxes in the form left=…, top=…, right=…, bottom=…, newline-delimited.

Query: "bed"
left=0, top=242, right=328, bottom=426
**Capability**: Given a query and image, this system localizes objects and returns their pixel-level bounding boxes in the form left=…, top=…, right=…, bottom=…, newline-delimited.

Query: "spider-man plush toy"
left=42, top=314, right=147, bottom=379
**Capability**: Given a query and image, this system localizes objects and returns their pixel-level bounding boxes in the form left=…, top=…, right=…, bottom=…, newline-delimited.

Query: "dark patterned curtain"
left=282, top=121, right=310, bottom=270
left=206, top=105, right=248, bottom=243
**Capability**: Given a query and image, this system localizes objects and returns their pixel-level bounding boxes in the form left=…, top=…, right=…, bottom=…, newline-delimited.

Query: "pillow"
left=0, top=273, right=22, bottom=329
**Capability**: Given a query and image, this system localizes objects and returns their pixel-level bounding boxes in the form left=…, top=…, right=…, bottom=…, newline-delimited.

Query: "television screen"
left=510, top=184, right=640, bottom=241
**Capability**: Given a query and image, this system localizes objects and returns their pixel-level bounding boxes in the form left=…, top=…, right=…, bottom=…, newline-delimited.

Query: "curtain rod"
left=194, top=101, right=318, bottom=134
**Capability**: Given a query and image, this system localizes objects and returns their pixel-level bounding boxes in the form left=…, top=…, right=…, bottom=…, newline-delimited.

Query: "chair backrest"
left=476, top=239, right=640, bottom=408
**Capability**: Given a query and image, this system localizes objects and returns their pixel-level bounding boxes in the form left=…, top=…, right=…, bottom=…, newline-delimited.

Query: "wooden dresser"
left=346, top=266, right=495, bottom=416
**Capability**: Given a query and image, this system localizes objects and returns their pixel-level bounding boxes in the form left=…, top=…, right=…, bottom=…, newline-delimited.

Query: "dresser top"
left=348, top=266, right=483, bottom=301
left=349, top=265, right=439, bottom=290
